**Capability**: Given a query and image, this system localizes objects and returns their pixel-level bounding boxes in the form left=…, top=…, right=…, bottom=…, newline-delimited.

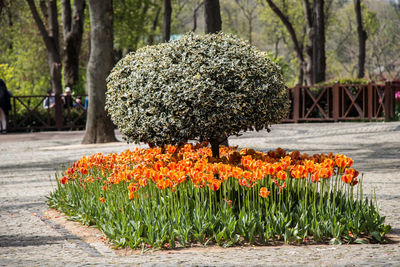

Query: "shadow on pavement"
left=0, top=234, right=77, bottom=247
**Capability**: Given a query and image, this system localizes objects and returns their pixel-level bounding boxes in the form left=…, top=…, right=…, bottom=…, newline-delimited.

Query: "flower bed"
left=48, top=144, right=390, bottom=249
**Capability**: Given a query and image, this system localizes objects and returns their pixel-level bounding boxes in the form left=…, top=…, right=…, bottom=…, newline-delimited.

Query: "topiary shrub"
left=106, top=33, right=290, bottom=157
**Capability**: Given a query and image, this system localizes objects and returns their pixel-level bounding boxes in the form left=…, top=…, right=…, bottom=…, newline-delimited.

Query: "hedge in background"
left=106, top=33, right=289, bottom=157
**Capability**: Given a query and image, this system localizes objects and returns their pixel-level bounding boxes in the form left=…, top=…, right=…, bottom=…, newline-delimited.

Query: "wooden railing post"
left=332, top=82, right=339, bottom=122
left=12, top=96, right=16, bottom=130
left=384, top=81, right=393, bottom=121
left=293, top=85, right=300, bottom=123
left=391, top=82, right=397, bottom=118
left=55, top=93, right=63, bottom=130
left=367, top=82, right=373, bottom=121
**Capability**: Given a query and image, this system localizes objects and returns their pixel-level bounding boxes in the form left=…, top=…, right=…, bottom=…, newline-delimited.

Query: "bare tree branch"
left=236, top=0, right=257, bottom=44
left=26, top=0, right=50, bottom=46
left=265, top=0, right=303, bottom=61
left=192, top=1, right=203, bottom=32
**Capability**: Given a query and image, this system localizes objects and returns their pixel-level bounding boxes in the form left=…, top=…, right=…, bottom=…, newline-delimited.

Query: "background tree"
left=27, top=0, right=62, bottom=95
left=265, top=0, right=330, bottom=85
left=390, top=0, right=400, bottom=18
left=204, top=0, right=221, bottom=33
left=191, top=0, right=203, bottom=32
left=312, top=0, right=326, bottom=84
left=26, top=0, right=63, bottom=127
left=220, top=0, right=241, bottom=36
left=82, top=0, right=117, bottom=144
left=147, top=5, right=161, bottom=45
left=236, top=0, right=258, bottom=45
left=26, top=0, right=62, bottom=95
left=113, top=0, right=154, bottom=54
left=0, top=0, right=50, bottom=96
left=354, top=0, right=367, bottom=78
left=366, top=0, right=400, bottom=80
left=325, top=1, right=398, bottom=80
left=164, top=0, right=205, bottom=35
left=61, top=0, right=85, bottom=91
left=163, top=0, right=172, bottom=41
left=265, top=0, right=307, bottom=84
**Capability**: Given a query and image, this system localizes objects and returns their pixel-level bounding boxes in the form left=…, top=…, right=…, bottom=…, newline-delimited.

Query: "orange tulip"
left=80, top=167, right=88, bottom=175
left=59, top=176, right=68, bottom=184
left=153, top=161, right=165, bottom=171
left=259, top=187, right=270, bottom=198
left=345, top=168, right=359, bottom=178
left=166, top=145, right=177, bottom=154
left=238, top=179, right=250, bottom=188
left=276, top=170, right=287, bottom=181
left=311, top=173, right=319, bottom=183
left=341, top=174, right=353, bottom=184
left=345, top=158, right=354, bottom=168
left=303, top=160, right=315, bottom=173
left=60, top=142, right=360, bottom=202
left=210, top=179, right=221, bottom=191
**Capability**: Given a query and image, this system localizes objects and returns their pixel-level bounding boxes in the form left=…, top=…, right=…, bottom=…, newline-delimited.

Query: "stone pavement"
left=0, top=122, right=399, bottom=266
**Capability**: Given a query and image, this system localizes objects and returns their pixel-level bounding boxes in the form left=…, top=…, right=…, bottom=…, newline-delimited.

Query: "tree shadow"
left=1, top=201, right=44, bottom=211
left=0, top=234, right=77, bottom=247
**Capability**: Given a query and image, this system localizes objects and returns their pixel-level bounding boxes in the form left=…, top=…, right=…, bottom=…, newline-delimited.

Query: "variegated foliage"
left=106, top=33, right=289, bottom=145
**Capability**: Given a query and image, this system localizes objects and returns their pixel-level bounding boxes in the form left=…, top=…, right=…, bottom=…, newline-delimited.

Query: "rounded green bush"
left=106, top=33, right=290, bottom=146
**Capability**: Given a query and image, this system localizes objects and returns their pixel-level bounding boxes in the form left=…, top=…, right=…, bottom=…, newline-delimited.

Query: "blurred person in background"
left=0, top=78, right=12, bottom=134
left=43, top=89, right=55, bottom=109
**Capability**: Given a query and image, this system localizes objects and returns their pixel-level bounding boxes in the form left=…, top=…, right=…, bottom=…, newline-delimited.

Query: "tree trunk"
left=163, top=0, right=172, bottom=42
left=61, top=0, right=85, bottom=90
left=354, top=0, right=367, bottom=78
left=204, top=0, right=225, bottom=150
left=302, top=0, right=314, bottom=85
left=82, top=0, right=117, bottom=144
left=204, top=0, right=221, bottom=33
left=312, top=0, right=326, bottom=84
left=27, top=0, right=62, bottom=95
left=298, top=62, right=305, bottom=86
left=304, top=42, right=313, bottom=85
left=27, top=0, right=63, bottom=129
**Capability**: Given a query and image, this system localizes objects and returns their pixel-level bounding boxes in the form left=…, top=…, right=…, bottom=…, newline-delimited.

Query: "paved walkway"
left=0, top=122, right=399, bottom=266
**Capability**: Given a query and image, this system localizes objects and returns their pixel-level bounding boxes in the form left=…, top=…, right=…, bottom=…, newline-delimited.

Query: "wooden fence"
left=283, top=81, right=399, bottom=123
left=8, top=95, right=87, bottom=131
left=6, top=82, right=400, bottom=132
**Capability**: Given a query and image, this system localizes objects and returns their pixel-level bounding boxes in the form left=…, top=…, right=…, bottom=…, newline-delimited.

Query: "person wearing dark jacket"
left=0, top=79, right=11, bottom=133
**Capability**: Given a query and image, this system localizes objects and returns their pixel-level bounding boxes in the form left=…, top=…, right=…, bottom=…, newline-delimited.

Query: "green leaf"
left=371, top=231, right=382, bottom=242
left=329, top=238, right=342, bottom=245
left=353, top=238, right=368, bottom=244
